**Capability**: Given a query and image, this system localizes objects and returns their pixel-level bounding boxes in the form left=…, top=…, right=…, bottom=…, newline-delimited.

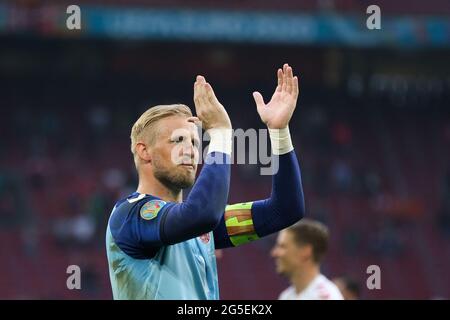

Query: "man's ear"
left=299, top=244, right=313, bottom=262
left=136, top=142, right=152, bottom=163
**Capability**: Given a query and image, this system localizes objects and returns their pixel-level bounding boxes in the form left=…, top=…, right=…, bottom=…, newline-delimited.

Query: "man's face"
left=150, top=115, right=200, bottom=190
left=271, top=230, right=310, bottom=277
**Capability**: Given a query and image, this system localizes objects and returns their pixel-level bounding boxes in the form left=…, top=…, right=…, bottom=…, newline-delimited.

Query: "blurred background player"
left=271, top=219, right=343, bottom=300
left=106, top=65, right=306, bottom=299
left=332, top=276, right=361, bottom=300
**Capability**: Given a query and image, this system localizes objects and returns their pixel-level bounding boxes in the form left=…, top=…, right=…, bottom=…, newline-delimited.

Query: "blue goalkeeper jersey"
left=106, top=192, right=219, bottom=300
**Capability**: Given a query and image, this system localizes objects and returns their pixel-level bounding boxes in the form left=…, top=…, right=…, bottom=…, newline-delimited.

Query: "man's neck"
left=137, top=173, right=182, bottom=203
left=290, top=264, right=320, bottom=295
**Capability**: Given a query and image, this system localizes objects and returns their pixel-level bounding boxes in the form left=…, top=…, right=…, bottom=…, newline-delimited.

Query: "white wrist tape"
left=207, top=128, right=233, bottom=155
left=269, top=126, right=294, bottom=155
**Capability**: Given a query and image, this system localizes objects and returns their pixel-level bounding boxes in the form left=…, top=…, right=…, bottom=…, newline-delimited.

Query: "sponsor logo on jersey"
left=140, top=200, right=166, bottom=220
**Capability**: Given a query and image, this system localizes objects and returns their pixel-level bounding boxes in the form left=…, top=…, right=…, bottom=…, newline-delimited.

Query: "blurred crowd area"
left=10, top=0, right=450, bottom=15
left=0, top=36, right=450, bottom=299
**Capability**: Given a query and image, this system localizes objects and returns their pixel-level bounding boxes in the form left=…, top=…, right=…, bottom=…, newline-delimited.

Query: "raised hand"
left=194, top=75, right=232, bottom=131
left=252, top=64, right=299, bottom=129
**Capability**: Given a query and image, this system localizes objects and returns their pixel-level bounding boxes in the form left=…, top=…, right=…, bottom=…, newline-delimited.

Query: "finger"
left=293, top=76, right=299, bottom=97
left=282, top=64, right=288, bottom=92
left=187, top=116, right=201, bottom=127
left=252, top=91, right=266, bottom=113
left=194, top=75, right=206, bottom=101
left=187, top=116, right=200, bottom=123
left=201, top=83, right=212, bottom=104
left=276, top=68, right=283, bottom=92
left=199, top=82, right=210, bottom=109
left=194, top=81, right=200, bottom=102
left=196, top=75, right=206, bottom=83
left=194, top=79, right=207, bottom=115
left=205, top=83, right=217, bottom=102
left=286, top=66, right=293, bottom=94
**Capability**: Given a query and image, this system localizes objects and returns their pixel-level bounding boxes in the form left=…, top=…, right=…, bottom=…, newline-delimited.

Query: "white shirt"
left=279, top=274, right=344, bottom=300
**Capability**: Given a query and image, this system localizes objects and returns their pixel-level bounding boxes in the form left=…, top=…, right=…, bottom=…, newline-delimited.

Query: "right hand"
left=252, top=63, right=299, bottom=129
left=193, top=75, right=231, bottom=131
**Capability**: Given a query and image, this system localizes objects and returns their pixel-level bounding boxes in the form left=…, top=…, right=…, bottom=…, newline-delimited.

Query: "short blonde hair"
left=130, top=104, right=192, bottom=168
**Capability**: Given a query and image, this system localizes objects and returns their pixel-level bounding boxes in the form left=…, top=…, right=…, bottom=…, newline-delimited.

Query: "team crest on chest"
left=140, top=200, right=166, bottom=220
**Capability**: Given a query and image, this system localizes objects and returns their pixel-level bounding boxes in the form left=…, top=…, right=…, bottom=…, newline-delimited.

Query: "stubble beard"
left=153, top=163, right=196, bottom=192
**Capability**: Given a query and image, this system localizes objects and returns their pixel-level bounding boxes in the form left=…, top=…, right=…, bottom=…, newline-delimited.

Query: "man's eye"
left=173, top=136, right=184, bottom=143
left=192, top=140, right=199, bottom=148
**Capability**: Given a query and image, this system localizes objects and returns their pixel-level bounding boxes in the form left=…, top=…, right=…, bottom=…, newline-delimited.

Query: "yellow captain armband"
left=224, top=202, right=259, bottom=247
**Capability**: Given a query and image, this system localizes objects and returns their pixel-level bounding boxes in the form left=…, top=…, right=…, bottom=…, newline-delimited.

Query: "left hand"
left=194, top=75, right=232, bottom=131
left=252, top=63, right=299, bottom=129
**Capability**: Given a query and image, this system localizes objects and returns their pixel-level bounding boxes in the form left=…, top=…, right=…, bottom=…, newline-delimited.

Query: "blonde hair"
left=130, top=104, right=192, bottom=168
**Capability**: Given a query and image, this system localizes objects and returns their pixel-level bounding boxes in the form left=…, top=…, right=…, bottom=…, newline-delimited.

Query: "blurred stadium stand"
left=0, top=0, right=449, bottom=299
left=15, top=0, right=450, bottom=15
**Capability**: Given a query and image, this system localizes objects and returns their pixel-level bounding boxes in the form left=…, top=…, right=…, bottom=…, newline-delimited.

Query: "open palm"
left=253, top=64, right=299, bottom=129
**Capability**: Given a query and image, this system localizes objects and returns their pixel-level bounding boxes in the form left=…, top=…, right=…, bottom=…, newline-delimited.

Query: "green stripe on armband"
left=229, top=234, right=260, bottom=247
left=225, top=202, right=259, bottom=247
left=225, top=202, right=253, bottom=211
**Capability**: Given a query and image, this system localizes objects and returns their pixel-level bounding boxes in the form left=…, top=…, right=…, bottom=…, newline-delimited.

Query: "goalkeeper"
left=106, top=64, right=305, bottom=299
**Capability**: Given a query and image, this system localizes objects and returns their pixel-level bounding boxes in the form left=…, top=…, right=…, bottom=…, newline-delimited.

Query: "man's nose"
left=182, top=142, right=195, bottom=158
